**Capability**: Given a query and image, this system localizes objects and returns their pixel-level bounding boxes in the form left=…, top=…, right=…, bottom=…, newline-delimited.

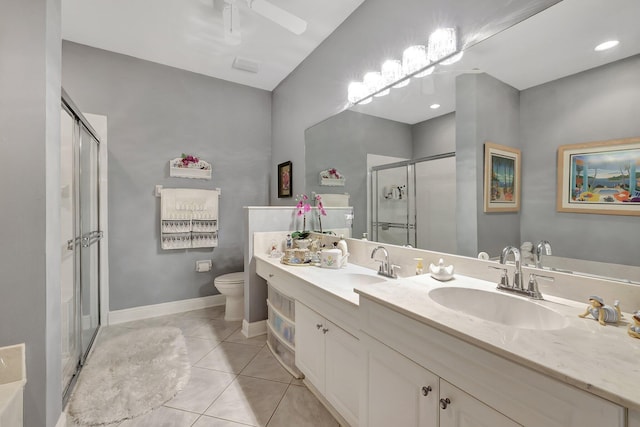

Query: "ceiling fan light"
left=382, top=59, right=409, bottom=88
left=364, top=71, right=389, bottom=97
left=403, top=45, right=430, bottom=77
left=428, top=27, right=458, bottom=62
left=247, top=0, right=307, bottom=35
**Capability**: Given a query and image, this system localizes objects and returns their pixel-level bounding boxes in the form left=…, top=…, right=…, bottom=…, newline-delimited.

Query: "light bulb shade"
left=428, top=27, right=458, bottom=62
left=403, top=45, right=430, bottom=77
left=440, top=51, right=464, bottom=65
left=364, top=71, right=389, bottom=97
left=382, top=59, right=409, bottom=88
left=347, top=81, right=367, bottom=104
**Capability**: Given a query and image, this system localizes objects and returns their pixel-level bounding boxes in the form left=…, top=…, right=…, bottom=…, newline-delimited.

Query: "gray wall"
left=0, top=1, right=62, bottom=426
left=62, top=42, right=272, bottom=310
left=520, top=55, right=640, bottom=266
left=412, top=112, right=456, bottom=158
left=271, top=0, right=560, bottom=207
left=456, top=73, right=521, bottom=258
left=305, top=110, right=412, bottom=238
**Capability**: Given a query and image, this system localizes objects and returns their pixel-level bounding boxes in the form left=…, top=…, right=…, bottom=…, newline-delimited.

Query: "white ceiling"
left=62, top=0, right=365, bottom=91
left=350, top=0, right=640, bottom=124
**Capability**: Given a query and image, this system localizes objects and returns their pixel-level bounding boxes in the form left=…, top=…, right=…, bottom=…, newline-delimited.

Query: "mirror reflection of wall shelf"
left=319, top=168, right=345, bottom=186
left=160, top=188, right=220, bottom=250
left=169, top=155, right=212, bottom=180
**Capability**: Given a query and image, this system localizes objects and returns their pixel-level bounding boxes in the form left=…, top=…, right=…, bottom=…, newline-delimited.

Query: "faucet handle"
left=390, top=264, right=401, bottom=278
left=489, top=265, right=509, bottom=288
left=527, top=273, right=554, bottom=300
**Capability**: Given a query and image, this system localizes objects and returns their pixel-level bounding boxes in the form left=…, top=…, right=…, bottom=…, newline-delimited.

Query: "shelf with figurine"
left=319, top=168, right=345, bottom=186
left=169, top=154, right=212, bottom=179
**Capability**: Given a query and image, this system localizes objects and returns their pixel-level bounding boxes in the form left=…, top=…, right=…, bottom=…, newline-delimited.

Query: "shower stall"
left=370, top=153, right=457, bottom=253
left=61, top=90, right=104, bottom=401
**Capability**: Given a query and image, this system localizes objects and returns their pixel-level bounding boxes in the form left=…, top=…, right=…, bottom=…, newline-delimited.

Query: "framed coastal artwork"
left=557, top=137, right=640, bottom=216
left=277, top=161, right=292, bottom=198
left=484, top=142, right=521, bottom=213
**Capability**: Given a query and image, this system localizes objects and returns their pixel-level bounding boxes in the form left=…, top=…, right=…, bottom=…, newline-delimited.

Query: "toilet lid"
left=215, top=272, right=244, bottom=284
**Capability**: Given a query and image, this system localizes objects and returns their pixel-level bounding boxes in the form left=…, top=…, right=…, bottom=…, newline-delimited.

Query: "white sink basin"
left=429, top=287, right=569, bottom=330
left=340, top=273, right=388, bottom=286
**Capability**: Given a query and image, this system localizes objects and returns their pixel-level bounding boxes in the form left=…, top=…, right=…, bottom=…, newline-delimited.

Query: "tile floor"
left=67, top=306, right=339, bottom=427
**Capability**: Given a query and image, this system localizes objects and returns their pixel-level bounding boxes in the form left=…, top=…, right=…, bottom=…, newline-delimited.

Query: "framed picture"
left=277, top=161, right=292, bottom=198
left=557, top=137, right=640, bottom=216
left=484, top=142, right=521, bottom=212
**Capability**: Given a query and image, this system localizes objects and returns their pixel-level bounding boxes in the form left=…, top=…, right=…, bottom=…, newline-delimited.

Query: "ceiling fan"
left=218, top=0, right=308, bottom=45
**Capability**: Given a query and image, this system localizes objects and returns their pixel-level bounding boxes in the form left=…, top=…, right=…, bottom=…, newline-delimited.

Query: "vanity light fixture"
left=594, top=40, right=619, bottom=51
left=430, top=103, right=440, bottom=109
left=347, top=81, right=371, bottom=105
left=364, top=71, right=390, bottom=97
left=382, top=59, right=409, bottom=88
left=347, top=26, right=463, bottom=105
left=428, top=27, right=461, bottom=64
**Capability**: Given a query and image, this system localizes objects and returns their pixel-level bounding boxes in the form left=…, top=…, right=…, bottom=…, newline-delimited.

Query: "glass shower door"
left=371, top=164, right=416, bottom=247
left=78, top=124, right=101, bottom=361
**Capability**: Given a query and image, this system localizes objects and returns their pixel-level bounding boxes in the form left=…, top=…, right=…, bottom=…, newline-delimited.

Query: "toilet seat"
left=214, top=272, right=244, bottom=285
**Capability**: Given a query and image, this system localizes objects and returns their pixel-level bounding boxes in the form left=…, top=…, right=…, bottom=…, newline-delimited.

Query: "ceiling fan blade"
left=223, top=2, right=242, bottom=45
left=247, top=0, right=307, bottom=35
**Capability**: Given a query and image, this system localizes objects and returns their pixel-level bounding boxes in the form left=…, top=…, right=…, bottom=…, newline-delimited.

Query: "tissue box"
left=320, top=249, right=343, bottom=269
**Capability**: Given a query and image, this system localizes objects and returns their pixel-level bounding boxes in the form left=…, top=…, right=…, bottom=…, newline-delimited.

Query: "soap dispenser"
left=414, top=258, right=424, bottom=275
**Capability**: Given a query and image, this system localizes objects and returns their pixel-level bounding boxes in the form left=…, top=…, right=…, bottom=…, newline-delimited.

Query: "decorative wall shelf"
left=319, top=168, right=345, bottom=186
left=169, top=157, right=212, bottom=180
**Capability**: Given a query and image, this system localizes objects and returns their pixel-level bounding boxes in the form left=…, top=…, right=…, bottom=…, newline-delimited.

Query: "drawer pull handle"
left=421, top=386, right=432, bottom=396
left=322, top=328, right=329, bottom=334
left=439, top=398, right=451, bottom=410
left=316, top=324, right=323, bottom=329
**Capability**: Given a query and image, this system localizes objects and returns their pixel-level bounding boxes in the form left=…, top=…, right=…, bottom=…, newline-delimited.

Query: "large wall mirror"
left=305, top=0, right=640, bottom=283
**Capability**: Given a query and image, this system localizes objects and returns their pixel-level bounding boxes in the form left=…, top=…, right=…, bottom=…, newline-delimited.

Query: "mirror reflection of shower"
left=369, top=153, right=456, bottom=253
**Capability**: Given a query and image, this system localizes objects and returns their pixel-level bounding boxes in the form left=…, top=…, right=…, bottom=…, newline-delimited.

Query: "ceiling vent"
left=232, top=56, right=260, bottom=73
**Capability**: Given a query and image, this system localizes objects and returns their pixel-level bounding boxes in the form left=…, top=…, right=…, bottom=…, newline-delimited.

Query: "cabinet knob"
left=439, top=398, right=451, bottom=410
left=322, top=328, right=329, bottom=334
left=269, top=274, right=274, bottom=278
left=316, top=323, right=323, bottom=330
left=421, top=386, right=432, bottom=396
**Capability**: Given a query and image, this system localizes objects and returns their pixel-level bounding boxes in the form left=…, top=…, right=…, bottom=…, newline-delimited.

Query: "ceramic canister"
left=320, top=248, right=343, bottom=269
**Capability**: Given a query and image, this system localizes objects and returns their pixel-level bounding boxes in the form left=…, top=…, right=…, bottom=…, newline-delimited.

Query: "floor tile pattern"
left=66, top=307, right=340, bottom=427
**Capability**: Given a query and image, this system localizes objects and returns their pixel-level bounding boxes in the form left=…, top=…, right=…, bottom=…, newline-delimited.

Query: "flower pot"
left=294, top=238, right=312, bottom=249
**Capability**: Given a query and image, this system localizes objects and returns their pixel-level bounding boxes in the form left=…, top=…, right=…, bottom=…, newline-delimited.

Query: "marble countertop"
left=255, top=254, right=640, bottom=411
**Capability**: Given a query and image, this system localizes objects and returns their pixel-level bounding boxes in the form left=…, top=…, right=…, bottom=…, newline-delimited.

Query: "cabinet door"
left=439, top=380, right=521, bottom=427
left=325, top=320, right=360, bottom=427
left=630, top=410, right=640, bottom=427
left=295, top=301, right=326, bottom=392
left=363, top=337, right=439, bottom=427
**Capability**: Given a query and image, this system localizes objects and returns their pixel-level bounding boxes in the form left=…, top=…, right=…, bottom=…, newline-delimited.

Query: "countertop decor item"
left=578, top=295, right=622, bottom=326
left=429, top=258, right=454, bottom=281
left=628, top=311, right=640, bottom=339
left=169, top=154, right=212, bottom=179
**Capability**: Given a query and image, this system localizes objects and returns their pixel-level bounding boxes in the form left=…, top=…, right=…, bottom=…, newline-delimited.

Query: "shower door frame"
left=370, top=152, right=456, bottom=248
left=61, top=90, right=109, bottom=403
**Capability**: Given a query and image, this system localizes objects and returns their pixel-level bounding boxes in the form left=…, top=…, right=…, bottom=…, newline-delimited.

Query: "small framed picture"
left=557, top=137, right=640, bottom=216
left=277, top=161, right=292, bottom=198
left=484, top=142, right=521, bottom=213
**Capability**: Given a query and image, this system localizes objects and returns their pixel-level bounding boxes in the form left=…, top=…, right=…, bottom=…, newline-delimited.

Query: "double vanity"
left=255, top=234, right=640, bottom=427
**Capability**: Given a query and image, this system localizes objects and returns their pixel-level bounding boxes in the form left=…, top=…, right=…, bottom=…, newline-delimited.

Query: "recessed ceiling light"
left=430, top=104, right=440, bottom=109
left=594, top=40, right=619, bottom=51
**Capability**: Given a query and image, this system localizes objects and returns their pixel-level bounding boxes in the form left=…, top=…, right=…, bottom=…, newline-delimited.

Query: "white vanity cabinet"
left=359, top=296, right=625, bottom=427
left=362, top=334, right=519, bottom=427
left=296, top=301, right=360, bottom=427
left=630, top=410, right=640, bottom=427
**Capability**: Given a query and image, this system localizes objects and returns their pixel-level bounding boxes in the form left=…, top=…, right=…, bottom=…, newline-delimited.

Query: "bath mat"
left=67, top=326, right=191, bottom=426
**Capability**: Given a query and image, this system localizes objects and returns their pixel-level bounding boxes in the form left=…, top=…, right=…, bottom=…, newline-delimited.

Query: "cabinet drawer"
left=266, top=324, right=303, bottom=378
left=267, top=300, right=295, bottom=346
left=268, top=283, right=295, bottom=320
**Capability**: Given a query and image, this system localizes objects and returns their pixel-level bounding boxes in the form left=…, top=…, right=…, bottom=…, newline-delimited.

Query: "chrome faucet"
left=371, top=246, right=398, bottom=279
left=534, top=240, right=552, bottom=269
left=490, top=245, right=553, bottom=300
left=500, top=245, right=523, bottom=290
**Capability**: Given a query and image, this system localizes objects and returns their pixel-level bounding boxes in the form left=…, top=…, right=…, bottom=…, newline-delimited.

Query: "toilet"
left=214, top=272, right=245, bottom=321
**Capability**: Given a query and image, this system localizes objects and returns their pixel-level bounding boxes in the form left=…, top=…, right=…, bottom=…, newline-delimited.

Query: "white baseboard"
left=242, top=319, right=267, bottom=338
left=56, top=411, right=67, bottom=427
left=109, top=295, right=226, bottom=325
